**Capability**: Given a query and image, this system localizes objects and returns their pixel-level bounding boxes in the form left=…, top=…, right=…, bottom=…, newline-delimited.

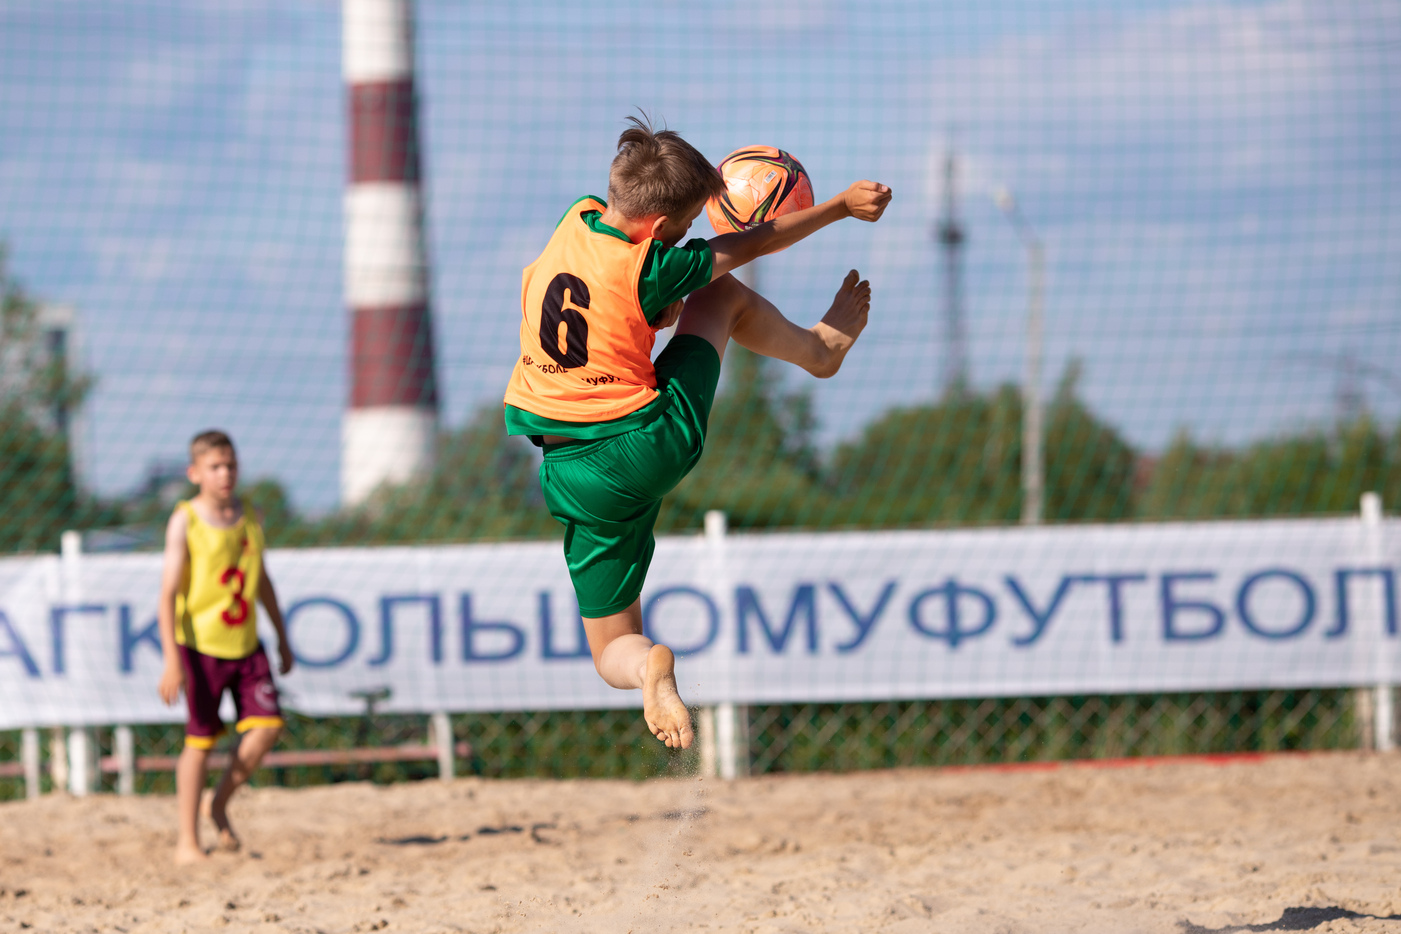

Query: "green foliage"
left=1043, top=360, right=1137, bottom=522
left=830, top=384, right=1024, bottom=527
left=244, top=477, right=296, bottom=539
left=1, top=245, right=91, bottom=419
left=750, top=688, right=1356, bottom=774
left=0, top=244, right=111, bottom=553
left=278, top=406, right=558, bottom=547
left=658, top=346, right=824, bottom=532
left=0, top=403, right=80, bottom=552
left=830, top=359, right=1136, bottom=528
left=1138, top=414, right=1401, bottom=520
left=5, top=290, right=1397, bottom=556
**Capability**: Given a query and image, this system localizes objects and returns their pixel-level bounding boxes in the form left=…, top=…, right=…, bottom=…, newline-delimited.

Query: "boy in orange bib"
left=156, top=430, right=294, bottom=864
left=505, top=117, right=891, bottom=749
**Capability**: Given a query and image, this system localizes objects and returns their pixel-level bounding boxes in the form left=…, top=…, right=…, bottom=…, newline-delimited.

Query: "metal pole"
left=1022, top=242, right=1045, bottom=526
left=994, top=190, right=1046, bottom=527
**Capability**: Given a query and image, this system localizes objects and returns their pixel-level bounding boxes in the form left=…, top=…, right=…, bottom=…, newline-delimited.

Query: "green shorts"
left=539, top=335, right=722, bottom=617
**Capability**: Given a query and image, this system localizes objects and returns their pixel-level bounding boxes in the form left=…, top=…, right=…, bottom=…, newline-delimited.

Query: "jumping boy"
left=156, top=430, right=294, bottom=864
left=504, top=117, right=891, bottom=750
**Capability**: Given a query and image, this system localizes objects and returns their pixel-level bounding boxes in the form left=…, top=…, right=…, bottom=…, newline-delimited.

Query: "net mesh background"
left=0, top=1, right=1398, bottom=797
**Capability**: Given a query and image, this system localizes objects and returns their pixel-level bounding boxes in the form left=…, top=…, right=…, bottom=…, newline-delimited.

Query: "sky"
left=0, top=0, right=1397, bottom=513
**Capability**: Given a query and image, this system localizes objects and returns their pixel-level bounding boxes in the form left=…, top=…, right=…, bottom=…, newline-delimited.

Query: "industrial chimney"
left=342, top=0, right=439, bottom=506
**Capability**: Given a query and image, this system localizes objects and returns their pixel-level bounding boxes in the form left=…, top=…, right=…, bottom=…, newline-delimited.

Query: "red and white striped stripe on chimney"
left=342, top=0, right=438, bottom=506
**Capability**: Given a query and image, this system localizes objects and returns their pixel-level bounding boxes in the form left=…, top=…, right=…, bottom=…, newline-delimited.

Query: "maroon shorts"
left=178, top=643, right=283, bottom=749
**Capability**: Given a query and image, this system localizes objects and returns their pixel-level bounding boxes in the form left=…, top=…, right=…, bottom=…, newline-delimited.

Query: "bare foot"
left=173, top=843, right=208, bottom=866
left=642, top=645, right=693, bottom=749
left=210, top=796, right=241, bottom=853
left=808, top=270, right=871, bottom=378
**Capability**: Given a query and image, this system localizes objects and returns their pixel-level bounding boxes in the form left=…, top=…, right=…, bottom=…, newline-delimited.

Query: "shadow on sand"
left=1180, top=906, right=1401, bottom=933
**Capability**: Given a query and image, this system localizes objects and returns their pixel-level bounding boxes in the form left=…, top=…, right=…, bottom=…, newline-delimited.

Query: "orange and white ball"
left=707, top=146, right=815, bottom=235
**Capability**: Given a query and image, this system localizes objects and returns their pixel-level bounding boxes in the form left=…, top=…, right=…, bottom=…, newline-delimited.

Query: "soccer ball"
left=707, top=146, right=814, bottom=235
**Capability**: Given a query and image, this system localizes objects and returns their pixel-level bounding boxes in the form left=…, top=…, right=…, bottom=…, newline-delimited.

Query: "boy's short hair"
left=607, top=115, right=726, bottom=220
left=189, top=429, right=236, bottom=463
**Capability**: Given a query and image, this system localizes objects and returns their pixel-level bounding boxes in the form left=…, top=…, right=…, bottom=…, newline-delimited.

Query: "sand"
left=1, top=751, right=1399, bottom=933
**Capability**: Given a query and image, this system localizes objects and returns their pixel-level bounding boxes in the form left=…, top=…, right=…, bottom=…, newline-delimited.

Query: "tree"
left=0, top=244, right=104, bottom=553
left=1042, top=359, right=1136, bottom=522
left=830, top=384, right=1023, bottom=528
left=831, top=360, right=1136, bottom=528
left=1139, top=413, right=1401, bottom=520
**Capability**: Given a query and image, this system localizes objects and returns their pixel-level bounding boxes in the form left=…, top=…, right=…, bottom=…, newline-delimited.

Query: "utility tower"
left=935, top=152, right=968, bottom=396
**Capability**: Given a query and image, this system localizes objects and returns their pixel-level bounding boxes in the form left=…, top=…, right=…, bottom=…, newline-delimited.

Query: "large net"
left=1, top=1, right=1398, bottom=797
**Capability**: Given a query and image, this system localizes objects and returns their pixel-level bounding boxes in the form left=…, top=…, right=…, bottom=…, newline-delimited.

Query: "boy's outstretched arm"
left=157, top=509, right=189, bottom=705
left=709, top=180, right=892, bottom=280
left=257, top=569, right=294, bottom=675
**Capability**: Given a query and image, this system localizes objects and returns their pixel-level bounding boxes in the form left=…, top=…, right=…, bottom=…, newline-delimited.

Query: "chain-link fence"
left=0, top=687, right=1363, bottom=801
left=2, top=2, right=1398, bottom=548
left=1, top=3, right=1398, bottom=802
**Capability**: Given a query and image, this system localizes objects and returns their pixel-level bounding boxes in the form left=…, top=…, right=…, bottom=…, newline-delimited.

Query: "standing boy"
left=504, top=117, right=891, bottom=750
left=156, top=430, right=294, bottom=864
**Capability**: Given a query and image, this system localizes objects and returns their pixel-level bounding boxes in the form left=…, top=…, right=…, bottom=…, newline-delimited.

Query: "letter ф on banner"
left=908, top=579, right=996, bottom=649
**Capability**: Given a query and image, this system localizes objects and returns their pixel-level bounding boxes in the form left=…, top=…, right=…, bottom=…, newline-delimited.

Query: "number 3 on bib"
left=539, top=273, right=590, bottom=368
left=220, top=567, right=249, bottom=626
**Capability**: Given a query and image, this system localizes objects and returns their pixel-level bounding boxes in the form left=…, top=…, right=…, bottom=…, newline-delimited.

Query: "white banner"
left=0, top=516, right=1397, bottom=728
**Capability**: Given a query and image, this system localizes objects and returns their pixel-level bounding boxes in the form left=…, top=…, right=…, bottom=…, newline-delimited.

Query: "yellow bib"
left=174, top=500, right=264, bottom=660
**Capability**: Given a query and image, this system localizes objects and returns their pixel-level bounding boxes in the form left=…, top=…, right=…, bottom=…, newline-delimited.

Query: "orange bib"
left=504, top=198, right=660, bottom=422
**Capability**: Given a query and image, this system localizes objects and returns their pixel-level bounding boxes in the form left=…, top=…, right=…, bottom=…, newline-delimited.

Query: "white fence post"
left=698, top=509, right=725, bottom=778
left=431, top=711, right=454, bottom=781
left=716, top=701, right=749, bottom=780
left=21, top=728, right=40, bottom=799
left=67, top=727, right=98, bottom=796
left=59, top=530, right=96, bottom=790
left=697, top=707, right=718, bottom=778
left=701, top=510, right=748, bottom=779
left=114, top=725, right=136, bottom=796
left=1360, top=492, right=1394, bottom=752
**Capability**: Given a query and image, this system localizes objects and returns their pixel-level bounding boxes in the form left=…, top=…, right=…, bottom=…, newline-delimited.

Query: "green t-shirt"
left=505, top=196, right=714, bottom=443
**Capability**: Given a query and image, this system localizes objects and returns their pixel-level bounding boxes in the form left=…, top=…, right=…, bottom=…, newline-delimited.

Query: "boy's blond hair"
left=189, top=429, right=235, bottom=463
left=607, top=115, right=726, bottom=220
